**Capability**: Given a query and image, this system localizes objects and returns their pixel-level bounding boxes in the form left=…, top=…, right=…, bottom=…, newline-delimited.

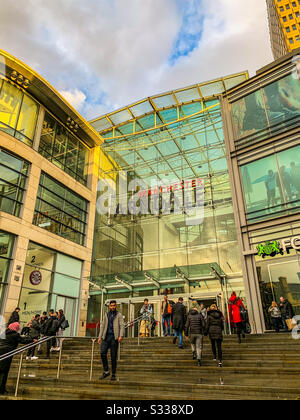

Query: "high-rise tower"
left=266, top=0, right=300, bottom=59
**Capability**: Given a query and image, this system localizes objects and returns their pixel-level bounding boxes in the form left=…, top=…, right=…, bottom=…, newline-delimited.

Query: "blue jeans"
left=162, top=315, right=171, bottom=335
left=281, top=315, right=289, bottom=331
left=174, top=329, right=183, bottom=347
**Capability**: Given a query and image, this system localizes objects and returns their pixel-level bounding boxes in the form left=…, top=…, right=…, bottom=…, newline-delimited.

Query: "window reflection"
left=231, top=73, right=300, bottom=146
left=33, top=173, right=88, bottom=245
left=0, top=79, right=38, bottom=146
left=241, top=145, right=300, bottom=222
left=39, top=112, right=89, bottom=185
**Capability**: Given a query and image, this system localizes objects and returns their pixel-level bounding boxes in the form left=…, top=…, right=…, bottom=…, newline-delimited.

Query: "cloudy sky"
left=0, top=0, right=273, bottom=120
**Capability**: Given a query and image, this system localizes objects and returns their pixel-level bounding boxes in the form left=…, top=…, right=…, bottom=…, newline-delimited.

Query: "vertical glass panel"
left=16, top=93, right=39, bottom=144
left=55, top=253, right=82, bottom=278
left=65, top=134, right=78, bottom=176
left=276, top=145, right=300, bottom=209
left=77, top=142, right=89, bottom=183
left=53, top=124, right=67, bottom=168
left=0, top=80, right=22, bottom=134
left=39, top=112, right=56, bottom=157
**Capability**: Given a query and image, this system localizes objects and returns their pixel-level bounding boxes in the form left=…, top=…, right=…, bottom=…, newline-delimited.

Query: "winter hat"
left=8, top=322, right=20, bottom=332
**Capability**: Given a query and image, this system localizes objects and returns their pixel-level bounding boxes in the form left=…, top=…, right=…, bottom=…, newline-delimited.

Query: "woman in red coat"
left=228, top=292, right=246, bottom=343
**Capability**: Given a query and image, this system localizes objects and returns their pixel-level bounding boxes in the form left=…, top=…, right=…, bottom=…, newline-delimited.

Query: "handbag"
left=61, top=319, right=69, bottom=330
left=285, top=318, right=294, bottom=331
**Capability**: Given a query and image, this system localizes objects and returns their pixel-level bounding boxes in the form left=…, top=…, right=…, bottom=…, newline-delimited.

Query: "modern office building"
left=221, top=48, right=300, bottom=332
left=0, top=49, right=102, bottom=336
left=266, top=0, right=300, bottom=59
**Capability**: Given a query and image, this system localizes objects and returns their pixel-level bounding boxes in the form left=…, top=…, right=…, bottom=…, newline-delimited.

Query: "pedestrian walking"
left=172, top=297, right=187, bottom=349
left=206, top=304, right=224, bottom=368
left=279, top=296, right=295, bottom=331
left=184, top=305, right=206, bottom=366
left=268, top=302, right=281, bottom=333
left=139, top=299, right=153, bottom=337
left=37, top=312, right=48, bottom=354
left=98, top=300, right=124, bottom=381
left=199, top=303, right=208, bottom=320
left=0, top=322, right=35, bottom=395
left=161, top=295, right=173, bottom=336
left=228, top=292, right=247, bottom=344
left=7, top=308, right=20, bottom=327
left=44, top=310, right=59, bottom=359
left=26, top=315, right=41, bottom=360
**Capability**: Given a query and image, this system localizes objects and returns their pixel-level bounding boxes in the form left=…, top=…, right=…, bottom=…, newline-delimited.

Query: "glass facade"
left=0, top=230, right=15, bottom=312
left=39, top=112, right=90, bottom=185
left=18, top=242, right=83, bottom=335
left=0, top=78, right=39, bottom=147
left=33, top=172, right=88, bottom=245
left=0, top=147, right=29, bottom=217
left=241, top=144, right=300, bottom=222
left=231, top=73, right=300, bottom=149
left=88, top=75, right=248, bottom=326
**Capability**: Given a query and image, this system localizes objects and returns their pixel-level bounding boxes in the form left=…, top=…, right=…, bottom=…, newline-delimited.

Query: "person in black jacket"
left=0, top=322, right=35, bottom=394
left=206, top=304, right=224, bottom=368
left=26, top=315, right=41, bottom=360
left=171, top=298, right=187, bottom=349
left=279, top=296, right=295, bottom=331
left=7, top=308, right=20, bottom=327
left=44, top=310, right=59, bottom=359
left=185, top=307, right=206, bottom=366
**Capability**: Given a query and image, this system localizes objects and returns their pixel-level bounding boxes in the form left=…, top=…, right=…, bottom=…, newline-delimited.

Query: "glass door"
left=56, top=295, right=76, bottom=336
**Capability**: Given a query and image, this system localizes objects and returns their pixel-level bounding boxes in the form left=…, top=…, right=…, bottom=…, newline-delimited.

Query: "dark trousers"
left=235, top=322, right=246, bottom=341
left=27, top=346, right=36, bottom=357
left=162, top=315, right=171, bottom=335
left=0, top=361, right=11, bottom=394
left=46, top=335, right=56, bottom=357
left=211, top=339, right=223, bottom=361
left=100, top=335, right=119, bottom=375
left=271, top=317, right=281, bottom=333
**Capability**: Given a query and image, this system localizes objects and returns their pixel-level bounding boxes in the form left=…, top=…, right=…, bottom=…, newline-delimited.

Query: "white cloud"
left=59, top=89, right=86, bottom=111
left=0, top=0, right=274, bottom=119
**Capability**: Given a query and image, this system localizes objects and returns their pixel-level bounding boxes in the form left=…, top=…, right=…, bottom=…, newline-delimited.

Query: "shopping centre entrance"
left=103, top=291, right=227, bottom=337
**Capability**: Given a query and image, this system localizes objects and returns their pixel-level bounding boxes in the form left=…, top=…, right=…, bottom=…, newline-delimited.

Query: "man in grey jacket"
left=98, top=300, right=124, bottom=381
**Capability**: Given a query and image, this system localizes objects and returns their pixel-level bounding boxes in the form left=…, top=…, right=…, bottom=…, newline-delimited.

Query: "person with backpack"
left=184, top=305, right=206, bottom=366
left=206, top=304, right=224, bottom=368
left=228, top=292, right=247, bottom=344
left=44, top=310, right=59, bottom=359
left=161, top=295, right=173, bottom=337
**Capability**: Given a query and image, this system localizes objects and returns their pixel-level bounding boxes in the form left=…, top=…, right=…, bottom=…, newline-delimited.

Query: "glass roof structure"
left=89, top=72, right=248, bottom=293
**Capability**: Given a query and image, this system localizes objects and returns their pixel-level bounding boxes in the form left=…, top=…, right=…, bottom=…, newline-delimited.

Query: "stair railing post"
left=14, top=351, right=24, bottom=397
left=90, top=339, right=96, bottom=381
left=138, top=320, right=141, bottom=346
left=57, top=338, right=64, bottom=380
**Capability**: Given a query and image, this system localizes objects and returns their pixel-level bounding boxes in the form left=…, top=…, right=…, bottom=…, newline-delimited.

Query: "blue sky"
left=0, top=0, right=273, bottom=120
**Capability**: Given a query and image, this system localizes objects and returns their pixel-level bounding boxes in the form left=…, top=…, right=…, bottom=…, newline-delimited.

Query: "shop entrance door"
left=56, top=295, right=76, bottom=336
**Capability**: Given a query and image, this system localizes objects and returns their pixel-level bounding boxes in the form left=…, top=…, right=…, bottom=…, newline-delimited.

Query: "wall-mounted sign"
left=29, top=270, right=42, bottom=286
left=257, top=236, right=300, bottom=258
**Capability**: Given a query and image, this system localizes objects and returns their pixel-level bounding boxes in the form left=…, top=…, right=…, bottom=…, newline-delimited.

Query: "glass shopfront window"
left=256, top=251, right=300, bottom=330
left=19, top=242, right=82, bottom=335
left=33, top=172, right=88, bottom=245
left=0, top=147, right=29, bottom=217
left=241, top=144, right=300, bottom=222
left=0, top=79, right=39, bottom=147
left=0, top=230, right=15, bottom=312
left=39, top=112, right=89, bottom=185
left=231, top=73, right=300, bottom=148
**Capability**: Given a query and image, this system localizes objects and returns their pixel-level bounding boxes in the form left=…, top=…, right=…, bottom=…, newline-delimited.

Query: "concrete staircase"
left=1, top=333, right=300, bottom=400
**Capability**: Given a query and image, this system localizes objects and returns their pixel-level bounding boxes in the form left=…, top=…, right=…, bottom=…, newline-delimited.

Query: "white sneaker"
left=31, top=356, right=39, bottom=360
left=26, top=357, right=31, bottom=361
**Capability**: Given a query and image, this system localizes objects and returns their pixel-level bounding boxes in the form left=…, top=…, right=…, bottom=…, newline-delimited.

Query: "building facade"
left=267, top=0, right=300, bottom=59
left=87, top=73, right=251, bottom=336
left=0, top=49, right=102, bottom=336
left=221, top=48, right=300, bottom=333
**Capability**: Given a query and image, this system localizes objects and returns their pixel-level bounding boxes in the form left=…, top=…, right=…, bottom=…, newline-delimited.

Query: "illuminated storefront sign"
left=257, top=236, right=300, bottom=258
